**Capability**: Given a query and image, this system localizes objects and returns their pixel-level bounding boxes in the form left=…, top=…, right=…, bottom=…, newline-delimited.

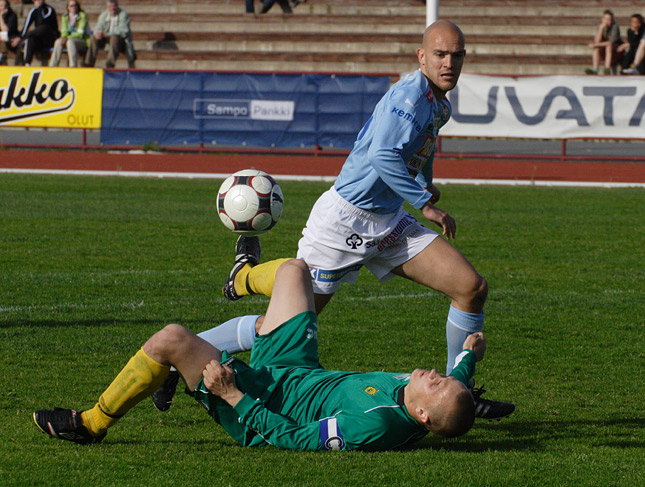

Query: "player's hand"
left=203, top=360, right=243, bottom=406
left=421, top=202, right=456, bottom=239
left=427, top=184, right=441, bottom=205
left=463, top=332, right=487, bottom=361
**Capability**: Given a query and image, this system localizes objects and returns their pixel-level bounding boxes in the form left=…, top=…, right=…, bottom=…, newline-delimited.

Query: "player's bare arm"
left=427, top=184, right=441, bottom=204
left=421, top=201, right=456, bottom=239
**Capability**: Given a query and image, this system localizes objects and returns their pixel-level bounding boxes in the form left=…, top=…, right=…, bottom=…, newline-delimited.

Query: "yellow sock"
left=234, top=258, right=292, bottom=297
left=81, top=348, right=170, bottom=436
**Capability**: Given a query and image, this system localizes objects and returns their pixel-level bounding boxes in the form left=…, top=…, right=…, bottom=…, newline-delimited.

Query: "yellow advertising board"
left=0, top=67, right=103, bottom=129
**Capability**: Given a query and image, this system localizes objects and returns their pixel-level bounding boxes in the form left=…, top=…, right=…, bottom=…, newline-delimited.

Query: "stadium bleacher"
left=10, top=0, right=643, bottom=74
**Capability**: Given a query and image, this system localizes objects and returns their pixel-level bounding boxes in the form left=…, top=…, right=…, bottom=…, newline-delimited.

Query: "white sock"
left=446, top=305, right=484, bottom=374
left=197, top=315, right=260, bottom=354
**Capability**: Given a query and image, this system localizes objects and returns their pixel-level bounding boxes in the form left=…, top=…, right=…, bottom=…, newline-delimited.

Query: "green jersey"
left=190, top=311, right=476, bottom=451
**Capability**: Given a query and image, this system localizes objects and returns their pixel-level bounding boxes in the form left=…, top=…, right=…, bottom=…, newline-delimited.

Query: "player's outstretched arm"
left=463, top=332, right=487, bottom=361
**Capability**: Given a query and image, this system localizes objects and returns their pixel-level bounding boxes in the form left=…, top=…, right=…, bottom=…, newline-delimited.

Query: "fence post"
left=561, top=139, right=566, bottom=163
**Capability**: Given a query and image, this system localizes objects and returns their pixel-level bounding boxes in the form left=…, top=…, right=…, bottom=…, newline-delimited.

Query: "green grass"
left=0, top=174, right=643, bottom=487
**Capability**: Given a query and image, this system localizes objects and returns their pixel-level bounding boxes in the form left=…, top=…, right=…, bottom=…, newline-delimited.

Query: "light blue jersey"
left=335, top=70, right=452, bottom=214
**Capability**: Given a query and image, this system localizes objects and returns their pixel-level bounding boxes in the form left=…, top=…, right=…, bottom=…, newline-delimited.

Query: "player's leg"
left=258, top=259, right=315, bottom=335
left=151, top=314, right=264, bottom=411
left=34, top=324, right=222, bottom=444
left=390, top=236, right=487, bottom=373
left=155, top=234, right=276, bottom=411
left=313, top=292, right=334, bottom=314
left=223, top=235, right=291, bottom=300
left=391, top=235, right=487, bottom=311
left=388, top=235, right=513, bottom=420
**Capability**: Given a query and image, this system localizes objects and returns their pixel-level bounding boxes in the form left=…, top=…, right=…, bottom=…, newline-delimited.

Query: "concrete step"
left=45, top=1, right=642, bottom=18
left=138, top=39, right=591, bottom=56
left=130, top=58, right=591, bottom=77
left=129, top=19, right=599, bottom=37
left=132, top=49, right=590, bottom=70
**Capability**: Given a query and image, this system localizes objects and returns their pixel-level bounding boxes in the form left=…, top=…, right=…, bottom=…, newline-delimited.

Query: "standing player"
left=34, top=259, right=488, bottom=450
left=153, top=20, right=514, bottom=420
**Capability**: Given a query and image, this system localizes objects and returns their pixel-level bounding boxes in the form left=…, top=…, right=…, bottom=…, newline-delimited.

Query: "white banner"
left=442, top=74, right=645, bottom=139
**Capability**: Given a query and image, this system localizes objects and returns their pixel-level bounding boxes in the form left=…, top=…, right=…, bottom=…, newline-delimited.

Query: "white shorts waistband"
left=328, top=187, right=398, bottom=224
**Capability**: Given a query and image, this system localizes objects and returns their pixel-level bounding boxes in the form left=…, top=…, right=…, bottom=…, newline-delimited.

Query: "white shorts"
left=296, top=187, right=439, bottom=294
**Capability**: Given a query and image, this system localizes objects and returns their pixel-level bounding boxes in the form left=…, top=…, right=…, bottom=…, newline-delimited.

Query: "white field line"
left=0, top=301, right=145, bottom=313
left=1, top=168, right=644, bottom=188
left=1, top=288, right=636, bottom=314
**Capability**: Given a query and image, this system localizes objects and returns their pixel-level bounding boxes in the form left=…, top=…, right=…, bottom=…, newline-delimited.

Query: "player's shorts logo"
left=364, top=386, right=379, bottom=396
left=346, top=233, right=363, bottom=249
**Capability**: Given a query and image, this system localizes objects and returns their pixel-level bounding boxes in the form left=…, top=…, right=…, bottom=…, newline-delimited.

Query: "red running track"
left=0, top=150, right=643, bottom=183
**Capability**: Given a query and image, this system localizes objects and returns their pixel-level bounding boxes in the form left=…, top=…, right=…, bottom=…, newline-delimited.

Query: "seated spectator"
left=49, top=0, right=90, bottom=67
left=84, top=0, right=135, bottom=68
left=0, top=0, right=19, bottom=65
left=621, top=15, right=645, bottom=74
left=618, top=14, right=644, bottom=74
left=14, top=0, right=59, bottom=66
left=586, top=9, right=622, bottom=75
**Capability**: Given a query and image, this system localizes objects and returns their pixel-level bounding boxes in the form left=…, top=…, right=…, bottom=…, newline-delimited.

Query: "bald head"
left=431, top=386, right=475, bottom=438
left=405, top=369, right=476, bottom=439
left=422, top=20, right=465, bottom=50
left=417, top=19, right=466, bottom=100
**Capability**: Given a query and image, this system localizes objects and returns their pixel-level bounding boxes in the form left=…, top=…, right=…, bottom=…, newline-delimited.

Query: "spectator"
left=245, top=0, right=304, bottom=15
left=0, top=0, right=19, bottom=65
left=586, top=9, right=622, bottom=75
left=84, top=0, right=135, bottom=68
left=259, top=0, right=293, bottom=15
left=49, top=0, right=90, bottom=67
left=14, top=0, right=59, bottom=66
left=621, top=14, right=645, bottom=74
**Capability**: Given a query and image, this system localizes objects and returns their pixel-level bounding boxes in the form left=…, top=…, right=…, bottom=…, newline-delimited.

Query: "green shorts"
left=250, top=310, right=320, bottom=369
left=188, top=310, right=321, bottom=447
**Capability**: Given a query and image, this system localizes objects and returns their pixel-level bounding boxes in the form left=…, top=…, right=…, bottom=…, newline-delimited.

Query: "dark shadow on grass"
left=402, top=417, right=645, bottom=453
left=0, top=318, right=206, bottom=329
left=38, top=417, right=643, bottom=451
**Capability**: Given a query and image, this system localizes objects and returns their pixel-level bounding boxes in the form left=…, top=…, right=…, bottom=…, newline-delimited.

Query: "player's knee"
left=275, top=259, right=311, bottom=292
left=460, top=274, right=487, bottom=309
left=145, top=324, right=191, bottom=359
left=276, top=258, right=308, bottom=279
left=471, top=275, right=488, bottom=306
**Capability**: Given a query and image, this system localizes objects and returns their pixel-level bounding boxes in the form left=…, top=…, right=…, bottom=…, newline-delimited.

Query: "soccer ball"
left=216, top=169, right=284, bottom=235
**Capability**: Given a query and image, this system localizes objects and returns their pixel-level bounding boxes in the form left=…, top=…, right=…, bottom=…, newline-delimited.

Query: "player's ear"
left=416, top=406, right=432, bottom=428
left=417, top=47, right=426, bottom=65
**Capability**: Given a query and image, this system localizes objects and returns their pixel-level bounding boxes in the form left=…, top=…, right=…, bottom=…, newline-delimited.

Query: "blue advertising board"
left=100, top=71, right=391, bottom=149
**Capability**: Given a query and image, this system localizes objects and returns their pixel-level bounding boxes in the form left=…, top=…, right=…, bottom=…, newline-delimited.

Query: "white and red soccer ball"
left=217, top=169, right=284, bottom=235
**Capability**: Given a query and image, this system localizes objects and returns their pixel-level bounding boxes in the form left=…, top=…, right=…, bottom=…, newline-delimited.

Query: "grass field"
left=0, top=173, right=643, bottom=487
